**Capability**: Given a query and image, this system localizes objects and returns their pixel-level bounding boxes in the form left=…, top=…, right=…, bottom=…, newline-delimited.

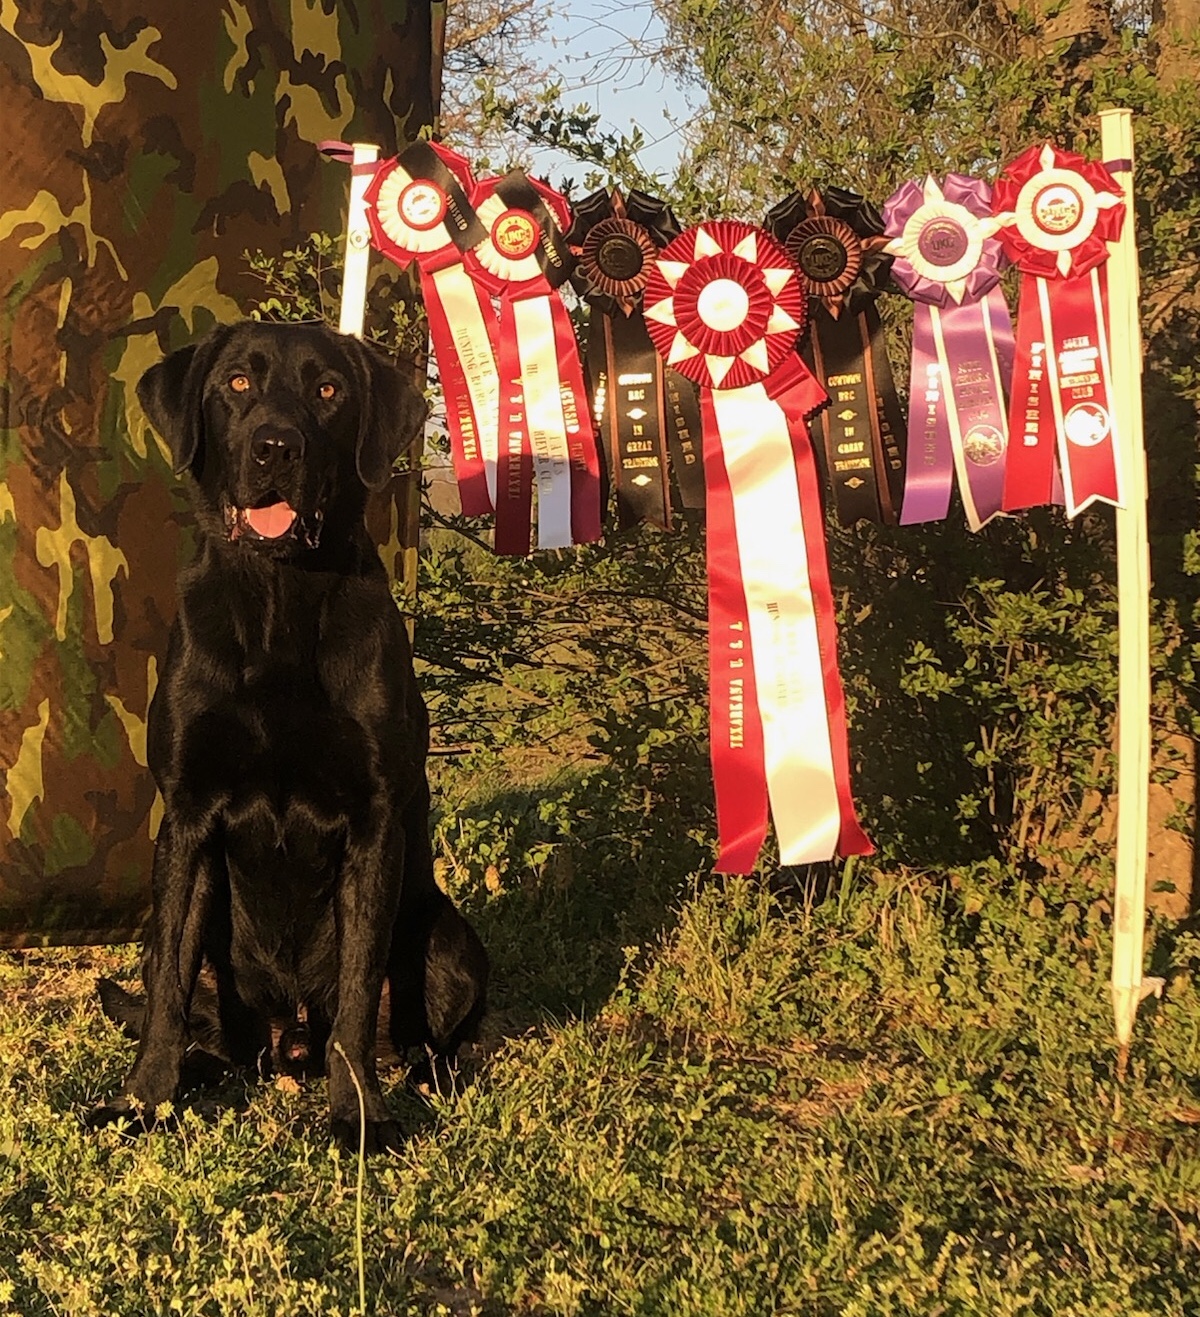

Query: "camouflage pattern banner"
left=0, top=0, right=435, bottom=947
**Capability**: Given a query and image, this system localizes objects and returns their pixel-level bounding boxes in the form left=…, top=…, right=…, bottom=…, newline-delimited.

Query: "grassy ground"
left=3, top=826, right=1200, bottom=1315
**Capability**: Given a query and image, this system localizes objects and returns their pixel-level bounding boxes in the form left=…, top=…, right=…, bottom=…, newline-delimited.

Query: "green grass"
left=3, top=840, right=1200, bottom=1315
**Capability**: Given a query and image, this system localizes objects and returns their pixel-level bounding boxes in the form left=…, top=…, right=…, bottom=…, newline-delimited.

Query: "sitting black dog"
left=89, top=321, right=488, bottom=1153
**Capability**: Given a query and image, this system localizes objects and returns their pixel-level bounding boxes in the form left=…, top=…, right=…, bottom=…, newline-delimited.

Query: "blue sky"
left=524, top=1, right=699, bottom=178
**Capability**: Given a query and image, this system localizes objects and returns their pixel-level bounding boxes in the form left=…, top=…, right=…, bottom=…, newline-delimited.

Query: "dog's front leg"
left=88, top=821, right=218, bottom=1132
left=327, top=814, right=405, bottom=1155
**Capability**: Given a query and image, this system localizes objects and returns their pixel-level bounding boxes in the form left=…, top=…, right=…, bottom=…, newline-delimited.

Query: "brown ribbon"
left=766, top=187, right=907, bottom=526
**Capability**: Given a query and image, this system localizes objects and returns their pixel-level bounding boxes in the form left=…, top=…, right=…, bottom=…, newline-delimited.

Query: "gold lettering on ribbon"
left=918, top=362, right=941, bottom=468
left=729, top=677, right=745, bottom=748
left=451, top=321, right=490, bottom=464
left=1022, top=339, right=1046, bottom=447
left=505, top=395, right=524, bottom=500
left=559, top=382, right=582, bottom=434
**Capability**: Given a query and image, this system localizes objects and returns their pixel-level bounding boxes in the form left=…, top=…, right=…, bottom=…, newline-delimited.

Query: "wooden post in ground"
left=338, top=143, right=381, bottom=339
left=1100, top=107, right=1162, bottom=1072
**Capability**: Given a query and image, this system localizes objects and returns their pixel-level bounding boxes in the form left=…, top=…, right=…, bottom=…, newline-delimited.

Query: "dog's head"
left=138, top=321, right=427, bottom=558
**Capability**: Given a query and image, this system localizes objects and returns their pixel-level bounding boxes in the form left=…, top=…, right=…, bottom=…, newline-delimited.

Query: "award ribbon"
left=992, top=143, right=1125, bottom=517
left=466, top=171, right=602, bottom=555
left=766, top=187, right=906, bottom=526
left=883, top=174, right=1015, bottom=531
left=642, top=220, right=873, bottom=873
left=569, top=188, right=707, bottom=527
left=362, top=141, right=498, bottom=516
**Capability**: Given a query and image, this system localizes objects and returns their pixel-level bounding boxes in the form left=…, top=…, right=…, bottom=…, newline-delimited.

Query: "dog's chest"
left=223, top=668, right=374, bottom=825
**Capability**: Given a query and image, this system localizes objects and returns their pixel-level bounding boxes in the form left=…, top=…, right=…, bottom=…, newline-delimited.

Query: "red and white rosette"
left=466, top=172, right=602, bottom=555
left=992, top=143, right=1125, bottom=517
left=364, top=141, right=499, bottom=517
left=643, top=221, right=873, bottom=873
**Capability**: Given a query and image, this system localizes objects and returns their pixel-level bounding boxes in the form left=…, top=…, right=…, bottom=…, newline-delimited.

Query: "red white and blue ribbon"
left=466, top=171, right=602, bottom=555
left=992, top=143, right=1125, bottom=517
left=883, top=174, right=1015, bottom=531
left=363, top=141, right=499, bottom=516
left=643, top=220, right=872, bottom=873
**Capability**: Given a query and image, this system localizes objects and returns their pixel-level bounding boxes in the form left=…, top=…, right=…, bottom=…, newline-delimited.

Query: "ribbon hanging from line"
left=883, top=174, right=1016, bottom=531
left=992, top=142, right=1125, bottom=517
left=766, top=186, right=907, bottom=527
left=642, top=219, right=873, bottom=873
left=465, top=171, right=602, bottom=555
left=360, top=140, right=499, bottom=516
left=568, top=188, right=706, bottom=527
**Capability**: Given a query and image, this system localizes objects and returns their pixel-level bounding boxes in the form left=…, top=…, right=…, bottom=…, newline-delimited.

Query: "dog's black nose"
left=250, top=426, right=304, bottom=467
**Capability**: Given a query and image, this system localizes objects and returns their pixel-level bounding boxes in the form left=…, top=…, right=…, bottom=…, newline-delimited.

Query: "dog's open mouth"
left=224, top=498, right=323, bottom=548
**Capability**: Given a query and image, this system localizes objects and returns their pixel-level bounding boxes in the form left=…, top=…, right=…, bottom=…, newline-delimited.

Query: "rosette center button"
left=798, top=235, right=848, bottom=282
left=697, top=278, right=751, bottom=332
left=1033, top=184, right=1083, bottom=235
left=597, top=235, right=645, bottom=281
left=917, top=218, right=969, bottom=268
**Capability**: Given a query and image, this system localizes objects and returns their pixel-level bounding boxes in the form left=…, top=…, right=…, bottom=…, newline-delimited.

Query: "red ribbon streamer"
left=644, top=222, right=872, bottom=872
left=993, top=143, right=1125, bottom=517
left=467, top=173, right=602, bottom=555
left=363, top=141, right=499, bottom=517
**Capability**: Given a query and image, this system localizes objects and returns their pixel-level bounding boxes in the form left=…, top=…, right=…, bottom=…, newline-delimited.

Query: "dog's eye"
left=230, top=375, right=251, bottom=394
left=318, top=383, right=337, bottom=401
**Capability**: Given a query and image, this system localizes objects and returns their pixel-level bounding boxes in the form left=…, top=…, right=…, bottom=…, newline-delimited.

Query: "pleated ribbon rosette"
left=883, top=174, right=1016, bottom=531
left=766, top=187, right=907, bottom=527
left=466, top=172, right=603, bottom=555
left=568, top=188, right=707, bottom=526
left=363, top=141, right=498, bottom=516
left=642, top=220, right=873, bottom=873
left=992, top=143, right=1126, bottom=517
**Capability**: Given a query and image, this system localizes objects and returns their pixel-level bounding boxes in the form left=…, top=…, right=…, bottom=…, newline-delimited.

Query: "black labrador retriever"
left=89, top=321, right=488, bottom=1153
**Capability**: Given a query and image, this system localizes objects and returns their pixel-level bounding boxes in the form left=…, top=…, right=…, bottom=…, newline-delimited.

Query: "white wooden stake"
left=338, top=142, right=380, bottom=340
left=1099, top=108, right=1161, bottom=1058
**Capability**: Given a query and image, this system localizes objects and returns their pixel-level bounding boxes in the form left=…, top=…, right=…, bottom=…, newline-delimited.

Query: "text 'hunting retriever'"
left=89, top=322, right=488, bottom=1154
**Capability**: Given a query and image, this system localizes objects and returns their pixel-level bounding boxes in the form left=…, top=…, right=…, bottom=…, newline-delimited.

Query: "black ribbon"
left=766, top=186, right=906, bottom=526
left=395, top=140, right=488, bottom=253
left=490, top=171, right=575, bottom=289
left=663, top=367, right=706, bottom=511
left=569, top=188, right=705, bottom=527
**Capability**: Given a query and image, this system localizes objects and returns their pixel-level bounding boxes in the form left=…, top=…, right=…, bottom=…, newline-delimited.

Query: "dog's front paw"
left=84, top=1094, right=163, bottom=1136
left=330, top=1114, right=404, bottom=1156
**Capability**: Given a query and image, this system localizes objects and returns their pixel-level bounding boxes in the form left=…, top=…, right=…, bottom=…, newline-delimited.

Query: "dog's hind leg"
left=388, top=782, right=489, bottom=1067
left=97, top=979, right=145, bottom=1039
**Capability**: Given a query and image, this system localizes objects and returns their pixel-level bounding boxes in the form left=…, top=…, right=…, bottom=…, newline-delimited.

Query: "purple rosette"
left=884, top=174, right=1016, bottom=531
left=884, top=174, right=1008, bottom=307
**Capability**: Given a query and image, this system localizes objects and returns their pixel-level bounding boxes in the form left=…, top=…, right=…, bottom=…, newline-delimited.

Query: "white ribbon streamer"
left=512, top=298, right=575, bottom=549
left=430, top=263, right=501, bottom=507
left=711, top=384, right=841, bottom=864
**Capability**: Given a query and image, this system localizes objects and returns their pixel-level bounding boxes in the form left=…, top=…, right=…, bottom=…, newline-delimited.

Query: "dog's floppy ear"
left=349, top=337, right=429, bottom=491
left=137, top=327, right=233, bottom=476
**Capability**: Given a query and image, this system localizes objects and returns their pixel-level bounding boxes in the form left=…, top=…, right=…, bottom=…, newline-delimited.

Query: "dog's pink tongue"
left=245, top=502, right=297, bottom=539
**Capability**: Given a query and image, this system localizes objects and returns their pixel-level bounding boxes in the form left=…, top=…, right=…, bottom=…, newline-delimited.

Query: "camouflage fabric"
left=0, top=0, right=435, bottom=947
